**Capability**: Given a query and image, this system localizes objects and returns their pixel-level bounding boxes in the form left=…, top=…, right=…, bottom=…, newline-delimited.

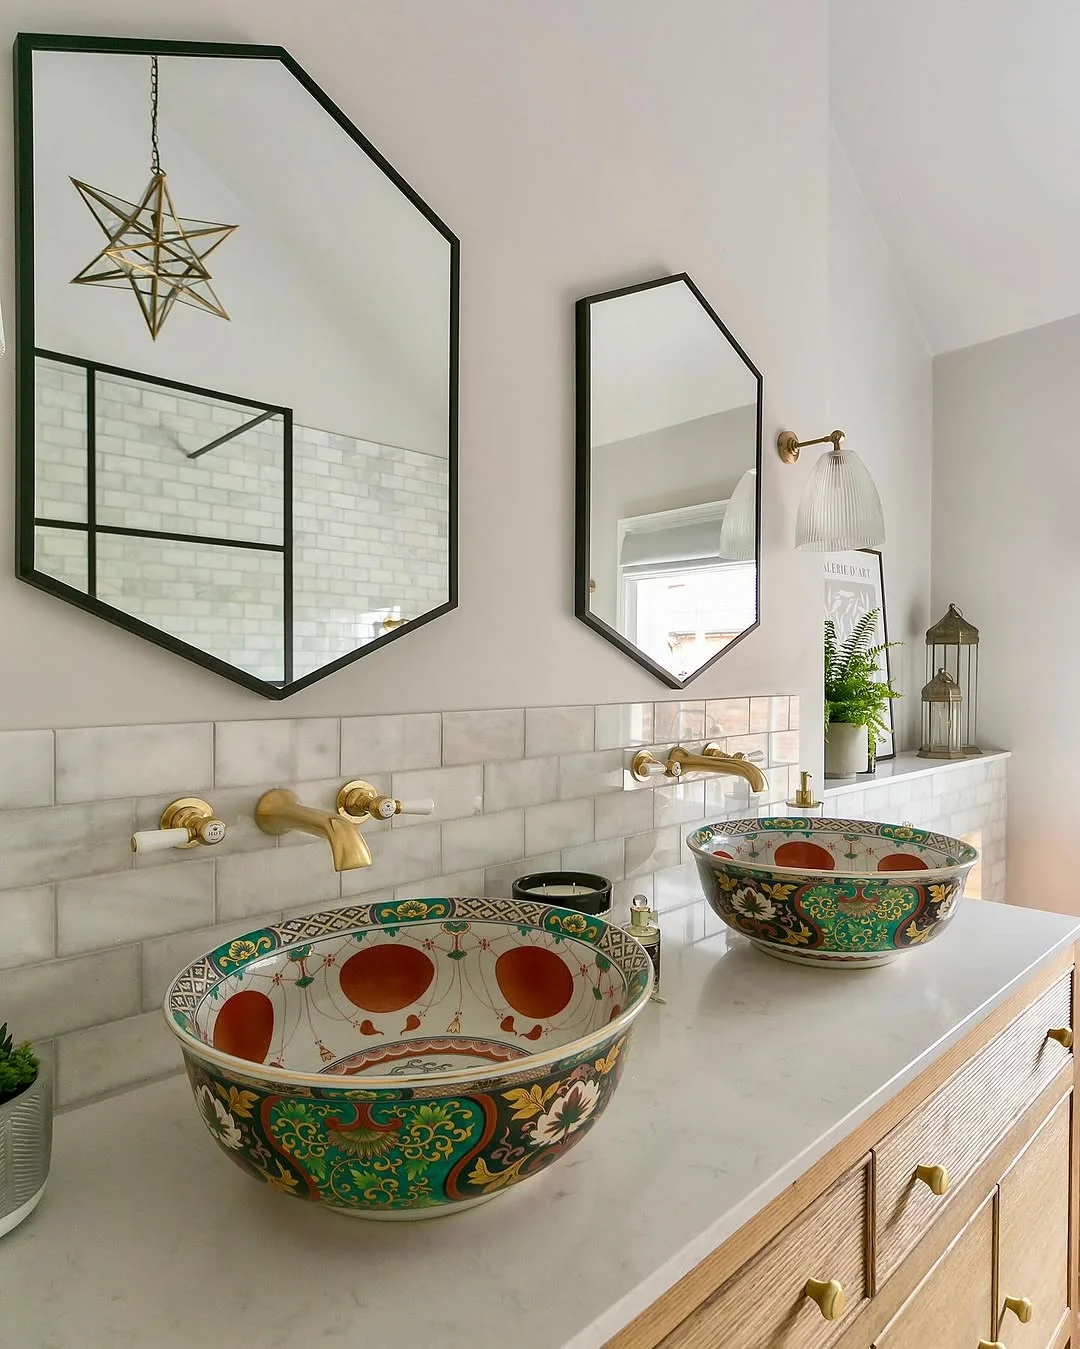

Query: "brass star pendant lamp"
left=70, top=56, right=237, bottom=339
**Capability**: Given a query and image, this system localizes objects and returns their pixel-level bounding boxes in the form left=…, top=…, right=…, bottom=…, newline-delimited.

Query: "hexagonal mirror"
left=14, top=35, right=457, bottom=697
left=575, top=274, right=762, bottom=688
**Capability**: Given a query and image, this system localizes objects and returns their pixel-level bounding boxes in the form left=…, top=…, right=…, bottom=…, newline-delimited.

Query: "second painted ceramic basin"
left=165, top=896, right=653, bottom=1219
left=687, top=817, right=979, bottom=968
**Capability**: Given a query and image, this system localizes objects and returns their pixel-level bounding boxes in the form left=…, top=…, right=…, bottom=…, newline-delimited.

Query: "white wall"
left=933, top=314, right=1080, bottom=914
left=0, top=0, right=830, bottom=735
left=828, top=132, right=933, bottom=749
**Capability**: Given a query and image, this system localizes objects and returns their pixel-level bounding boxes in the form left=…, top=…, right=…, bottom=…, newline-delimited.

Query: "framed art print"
left=823, top=547, right=894, bottom=761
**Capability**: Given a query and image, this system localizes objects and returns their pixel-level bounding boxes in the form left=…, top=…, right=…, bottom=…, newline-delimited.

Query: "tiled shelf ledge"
left=822, top=748, right=1010, bottom=797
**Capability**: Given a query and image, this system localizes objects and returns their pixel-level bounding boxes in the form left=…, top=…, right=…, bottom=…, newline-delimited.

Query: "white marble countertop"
left=4, top=898, right=1078, bottom=1349
left=822, top=748, right=1010, bottom=796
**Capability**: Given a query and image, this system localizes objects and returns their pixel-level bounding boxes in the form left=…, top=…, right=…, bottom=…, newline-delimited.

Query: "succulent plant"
left=0, top=1022, right=39, bottom=1106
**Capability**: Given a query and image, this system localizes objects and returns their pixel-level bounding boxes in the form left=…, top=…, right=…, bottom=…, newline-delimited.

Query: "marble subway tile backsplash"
left=0, top=695, right=800, bottom=1109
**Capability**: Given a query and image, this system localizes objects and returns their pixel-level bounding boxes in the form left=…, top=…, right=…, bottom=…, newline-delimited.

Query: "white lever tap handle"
left=131, top=827, right=191, bottom=854
left=396, top=798, right=435, bottom=817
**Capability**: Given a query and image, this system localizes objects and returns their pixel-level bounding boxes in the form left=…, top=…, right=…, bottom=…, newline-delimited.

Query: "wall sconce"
left=777, top=428, right=885, bottom=551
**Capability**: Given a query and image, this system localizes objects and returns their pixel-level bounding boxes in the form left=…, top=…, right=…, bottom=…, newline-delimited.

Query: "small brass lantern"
left=922, top=603, right=981, bottom=755
left=918, top=669, right=964, bottom=759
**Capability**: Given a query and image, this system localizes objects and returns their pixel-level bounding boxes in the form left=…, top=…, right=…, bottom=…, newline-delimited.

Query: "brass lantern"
left=923, top=604, right=981, bottom=755
left=918, top=669, right=964, bottom=760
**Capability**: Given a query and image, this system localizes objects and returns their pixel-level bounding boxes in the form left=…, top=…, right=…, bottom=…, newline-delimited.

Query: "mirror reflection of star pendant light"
left=69, top=56, right=237, bottom=340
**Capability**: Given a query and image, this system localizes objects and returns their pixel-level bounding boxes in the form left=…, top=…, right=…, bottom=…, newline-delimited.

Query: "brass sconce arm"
left=631, top=745, right=768, bottom=794
left=776, top=428, right=845, bottom=465
left=255, top=789, right=373, bottom=871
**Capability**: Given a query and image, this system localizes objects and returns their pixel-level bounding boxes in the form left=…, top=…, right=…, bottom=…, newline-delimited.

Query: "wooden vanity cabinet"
left=608, top=950, right=1079, bottom=1349
left=995, top=1095, right=1072, bottom=1349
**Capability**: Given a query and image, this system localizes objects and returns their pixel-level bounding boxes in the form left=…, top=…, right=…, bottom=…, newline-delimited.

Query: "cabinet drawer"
left=996, top=1093, right=1072, bottom=1349
left=660, top=1162, right=869, bottom=1349
left=875, top=973, right=1072, bottom=1281
left=873, top=1195, right=994, bottom=1349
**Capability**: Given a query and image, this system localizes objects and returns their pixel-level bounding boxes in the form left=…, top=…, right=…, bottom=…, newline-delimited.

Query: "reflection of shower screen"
left=32, top=350, right=452, bottom=686
left=33, top=350, right=291, bottom=682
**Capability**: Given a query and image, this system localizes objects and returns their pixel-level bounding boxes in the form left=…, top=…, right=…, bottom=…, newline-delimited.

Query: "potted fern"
left=0, top=1021, right=51, bottom=1237
left=824, top=611, right=901, bottom=778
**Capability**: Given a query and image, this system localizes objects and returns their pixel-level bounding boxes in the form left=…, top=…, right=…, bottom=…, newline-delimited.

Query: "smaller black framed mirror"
left=575, top=274, right=762, bottom=688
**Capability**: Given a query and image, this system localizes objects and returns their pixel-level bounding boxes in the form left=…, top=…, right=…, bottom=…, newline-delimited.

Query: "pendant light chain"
left=150, top=55, right=161, bottom=176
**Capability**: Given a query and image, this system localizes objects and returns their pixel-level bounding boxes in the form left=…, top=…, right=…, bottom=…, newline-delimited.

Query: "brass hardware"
left=977, top=1342, right=1006, bottom=1349
left=803, top=1278, right=845, bottom=1321
left=630, top=750, right=668, bottom=782
left=1047, top=1026, right=1074, bottom=1050
left=667, top=744, right=768, bottom=794
left=777, top=428, right=845, bottom=466
left=1003, top=1296, right=1033, bottom=1324
left=788, top=770, right=820, bottom=810
left=381, top=616, right=407, bottom=631
left=631, top=745, right=767, bottom=793
left=131, top=797, right=227, bottom=853
left=255, top=789, right=372, bottom=872
left=337, top=780, right=435, bottom=823
left=915, top=1163, right=950, bottom=1196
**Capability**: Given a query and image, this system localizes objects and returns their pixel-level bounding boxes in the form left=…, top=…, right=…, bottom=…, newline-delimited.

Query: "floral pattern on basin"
left=687, top=818, right=979, bottom=968
left=165, top=897, right=653, bottom=1218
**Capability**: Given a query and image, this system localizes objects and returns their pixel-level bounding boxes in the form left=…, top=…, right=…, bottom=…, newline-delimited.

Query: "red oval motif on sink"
left=773, top=841, right=835, bottom=870
left=339, top=945, right=436, bottom=1014
left=877, top=853, right=929, bottom=872
left=212, top=989, right=275, bottom=1063
left=496, top=946, right=574, bottom=1020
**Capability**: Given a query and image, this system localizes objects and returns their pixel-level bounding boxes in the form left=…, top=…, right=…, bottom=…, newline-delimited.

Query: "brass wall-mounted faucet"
left=631, top=743, right=768, bottom=794
left=255, top=789, right=373, bottom=871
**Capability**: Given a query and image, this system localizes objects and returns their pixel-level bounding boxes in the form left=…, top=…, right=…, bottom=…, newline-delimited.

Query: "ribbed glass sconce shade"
left=718, top=469, right=757, bottom=561
left=795, top=445, right=885, bottom=551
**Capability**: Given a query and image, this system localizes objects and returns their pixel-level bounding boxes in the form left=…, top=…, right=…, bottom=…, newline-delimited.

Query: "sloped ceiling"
left=832, top=0, right=1080, bottom=354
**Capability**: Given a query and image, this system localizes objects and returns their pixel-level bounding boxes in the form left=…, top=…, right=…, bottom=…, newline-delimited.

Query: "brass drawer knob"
left=1047, top=1026, right=1074, bottom=1049
left=1003, top=1295, right=1033, bottom=1324
left=915, top=1163, right=950, bottom=1195
left=804, top=1278, right=845, bottom=1320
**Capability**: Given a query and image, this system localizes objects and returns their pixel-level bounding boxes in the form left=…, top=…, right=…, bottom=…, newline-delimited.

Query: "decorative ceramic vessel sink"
left=687, top=818, right=979, bottom=968
left=165, top=897, right=653, bottom=1219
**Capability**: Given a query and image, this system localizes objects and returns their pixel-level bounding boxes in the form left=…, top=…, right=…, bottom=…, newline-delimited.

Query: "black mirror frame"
left=574, top=272, right=763, bottom=689
left=13, top=32, right=459, bottom=700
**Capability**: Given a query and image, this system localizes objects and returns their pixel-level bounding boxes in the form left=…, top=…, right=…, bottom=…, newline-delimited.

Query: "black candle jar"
left=511, top=870, right=613, bottom=917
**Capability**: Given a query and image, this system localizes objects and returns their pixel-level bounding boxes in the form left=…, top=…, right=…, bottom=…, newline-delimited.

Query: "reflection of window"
left=617, top=502, right=755, bottom=679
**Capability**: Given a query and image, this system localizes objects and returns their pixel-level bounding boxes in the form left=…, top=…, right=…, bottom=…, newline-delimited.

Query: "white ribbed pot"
left=0, top=1072, right=52, bottom=1238
left=825, top=721, right=869, bottom=779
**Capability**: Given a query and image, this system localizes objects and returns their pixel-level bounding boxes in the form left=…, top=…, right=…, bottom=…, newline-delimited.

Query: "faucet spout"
left=667, top=745, right=768, bottom=794
left=255, top=789, right=373, bottom=871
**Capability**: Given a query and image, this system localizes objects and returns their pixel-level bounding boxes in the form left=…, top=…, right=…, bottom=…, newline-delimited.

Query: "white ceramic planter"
left=0, top=1072, right=52, bottom=1238
left=825, top=721, right=869, bottom=779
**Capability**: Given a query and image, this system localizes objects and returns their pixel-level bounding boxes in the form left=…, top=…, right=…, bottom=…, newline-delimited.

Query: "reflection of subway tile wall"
left=33, top=359, right=450, bottom=682
left=0, top=696, right=802, bottom=1108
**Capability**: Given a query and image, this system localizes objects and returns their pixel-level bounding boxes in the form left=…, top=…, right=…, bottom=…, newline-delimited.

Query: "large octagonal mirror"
left=575, top=274, right=762, bottom=687
left=14, top=34, right=457, bottom=697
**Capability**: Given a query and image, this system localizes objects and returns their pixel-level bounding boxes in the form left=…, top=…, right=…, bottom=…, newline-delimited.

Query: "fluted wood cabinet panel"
left=996, top=1093, right=1072, bottom=1349
left=875, top=975, right=1072, bottom=1281
left=873, top=1198, right=994, bottom=1349
left=659, top=1163, right=869, bottom=1349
